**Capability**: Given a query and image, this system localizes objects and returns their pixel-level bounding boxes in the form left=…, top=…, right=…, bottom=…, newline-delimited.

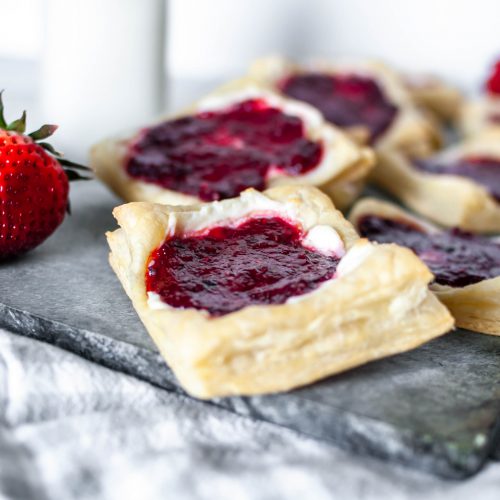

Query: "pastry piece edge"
left=349, top=197, right=500, bottom=336
left=106, top=186, right=454, bottom=398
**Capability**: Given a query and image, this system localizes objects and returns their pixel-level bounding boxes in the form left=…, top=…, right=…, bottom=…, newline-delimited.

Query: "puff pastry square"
left=91, top=79, right=373, bottom=211
left=350, top=197, right=500, bottom=336
left=248, top=56, right=441, bottom=155
left=371, top=130, right=500, bottom=233
left=107, top=185, right=453, bottom=398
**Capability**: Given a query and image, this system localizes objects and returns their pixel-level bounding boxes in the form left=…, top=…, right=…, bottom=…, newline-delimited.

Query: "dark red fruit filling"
left=280, top=73, right=398, bottom=143
left=486, top=60, right=500, bottom=95
left=358, top=215, right=500, bottom=287
left=413, top=156, right=500, bottom=201
left=146, top=216, right=339, bottom=317
left=126, top=99, right=323, bottom=201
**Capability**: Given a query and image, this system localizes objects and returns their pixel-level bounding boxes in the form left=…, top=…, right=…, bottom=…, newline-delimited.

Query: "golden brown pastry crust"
left=107, top=185, right=453, bottom=398
left=403, top=73, right=463, bottom=123
left=248, top=56, right=442, bottom=155
left=349, top=197, right=500, bottom=336
left=370, top=129, right=500, bottom=233
left=90, top=78, right=374, bottom=211
left=459, top=95, right=500, bottom=137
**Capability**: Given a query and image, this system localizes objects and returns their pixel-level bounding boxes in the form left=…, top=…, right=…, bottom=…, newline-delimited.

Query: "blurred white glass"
left=41, top=0, right=166, bottom=156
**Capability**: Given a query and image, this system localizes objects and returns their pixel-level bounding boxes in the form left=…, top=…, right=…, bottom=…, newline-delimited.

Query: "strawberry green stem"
left=0, top=90, right=92, bottom=181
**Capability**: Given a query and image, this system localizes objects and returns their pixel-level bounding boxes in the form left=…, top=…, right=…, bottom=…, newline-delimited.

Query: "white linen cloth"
left=1, top=328, right=499, bottom=500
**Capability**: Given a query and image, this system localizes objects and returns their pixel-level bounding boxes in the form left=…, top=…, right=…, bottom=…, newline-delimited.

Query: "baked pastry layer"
left=350, top=197, right=500, bottom=336
left=371, top=130, right=500, bottom=232
left=248, top=56, right=441, bottom=155
left=460, top=96, right=500, bottom=137
left=107, top=185, right=453, bottom=398
left=91, top=79, right=374, bottom=211
left=403, top=73, right=463, bottom=123
left=460, top=60, right=500, bottom=137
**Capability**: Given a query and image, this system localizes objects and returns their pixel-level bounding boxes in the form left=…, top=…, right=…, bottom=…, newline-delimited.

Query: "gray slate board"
left=1, top=181, right=500, bottom=479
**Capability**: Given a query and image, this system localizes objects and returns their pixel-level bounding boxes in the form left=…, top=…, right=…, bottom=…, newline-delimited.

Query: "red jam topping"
left=358, top=215, right=500, bottom=287
left=126, top=99, right=323, bottom=201
left=279, top=73, right=398, bottom=143
left=146, top=216, right=339, bottom=317
left=486, top=60, right=500, bottom=95
left=413, top=156, right=500, bottom=201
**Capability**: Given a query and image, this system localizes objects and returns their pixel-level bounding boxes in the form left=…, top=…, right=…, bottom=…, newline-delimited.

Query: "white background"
left=168, top=0, right=500, bottom=91
left=1, top=0, right=499, bottom=90
left=0, top=0, right=498, bottom=155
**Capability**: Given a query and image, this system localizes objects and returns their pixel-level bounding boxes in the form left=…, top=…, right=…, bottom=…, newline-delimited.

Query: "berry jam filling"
left=358, top=215, right=500, bottom=287
left=146, top=216, right=339, bottom=317
left=413, top=156, right=500, bottom=201
left=486, top=60, right=500, bottom=96
left=126, top=99, right=323, bottom=201
left=279, top=73, right=398, bottom=143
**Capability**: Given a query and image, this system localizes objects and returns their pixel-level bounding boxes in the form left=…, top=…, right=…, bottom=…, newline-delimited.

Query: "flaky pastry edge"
left=350, top=197, right=500, bottom=336
left=370, top=130, right=500, bottom=232
left=107, top=185, right=453, bottom=398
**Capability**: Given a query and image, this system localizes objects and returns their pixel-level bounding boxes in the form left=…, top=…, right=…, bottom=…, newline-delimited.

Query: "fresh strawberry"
left=0, top=91, right=91, bottom=259
left=486, top=59, right=500, bottom=95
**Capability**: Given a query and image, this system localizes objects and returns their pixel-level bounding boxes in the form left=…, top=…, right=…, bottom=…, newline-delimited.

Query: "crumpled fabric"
left=1, top=328, right=499, bottom=500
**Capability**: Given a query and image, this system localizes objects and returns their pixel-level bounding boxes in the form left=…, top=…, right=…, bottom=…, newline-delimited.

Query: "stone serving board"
left=1, top=181, right=500, bottom=479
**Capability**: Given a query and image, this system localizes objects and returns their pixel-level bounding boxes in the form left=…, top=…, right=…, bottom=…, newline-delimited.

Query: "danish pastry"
left=371, top=130, right=500, bottom=232
left=107, top=185, right=453, bottom=398
left=248, top=56, right=441, bottom=154
left=91, top=80, right=373, bottom=210
left=350, top=197, right=500, bottom=336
